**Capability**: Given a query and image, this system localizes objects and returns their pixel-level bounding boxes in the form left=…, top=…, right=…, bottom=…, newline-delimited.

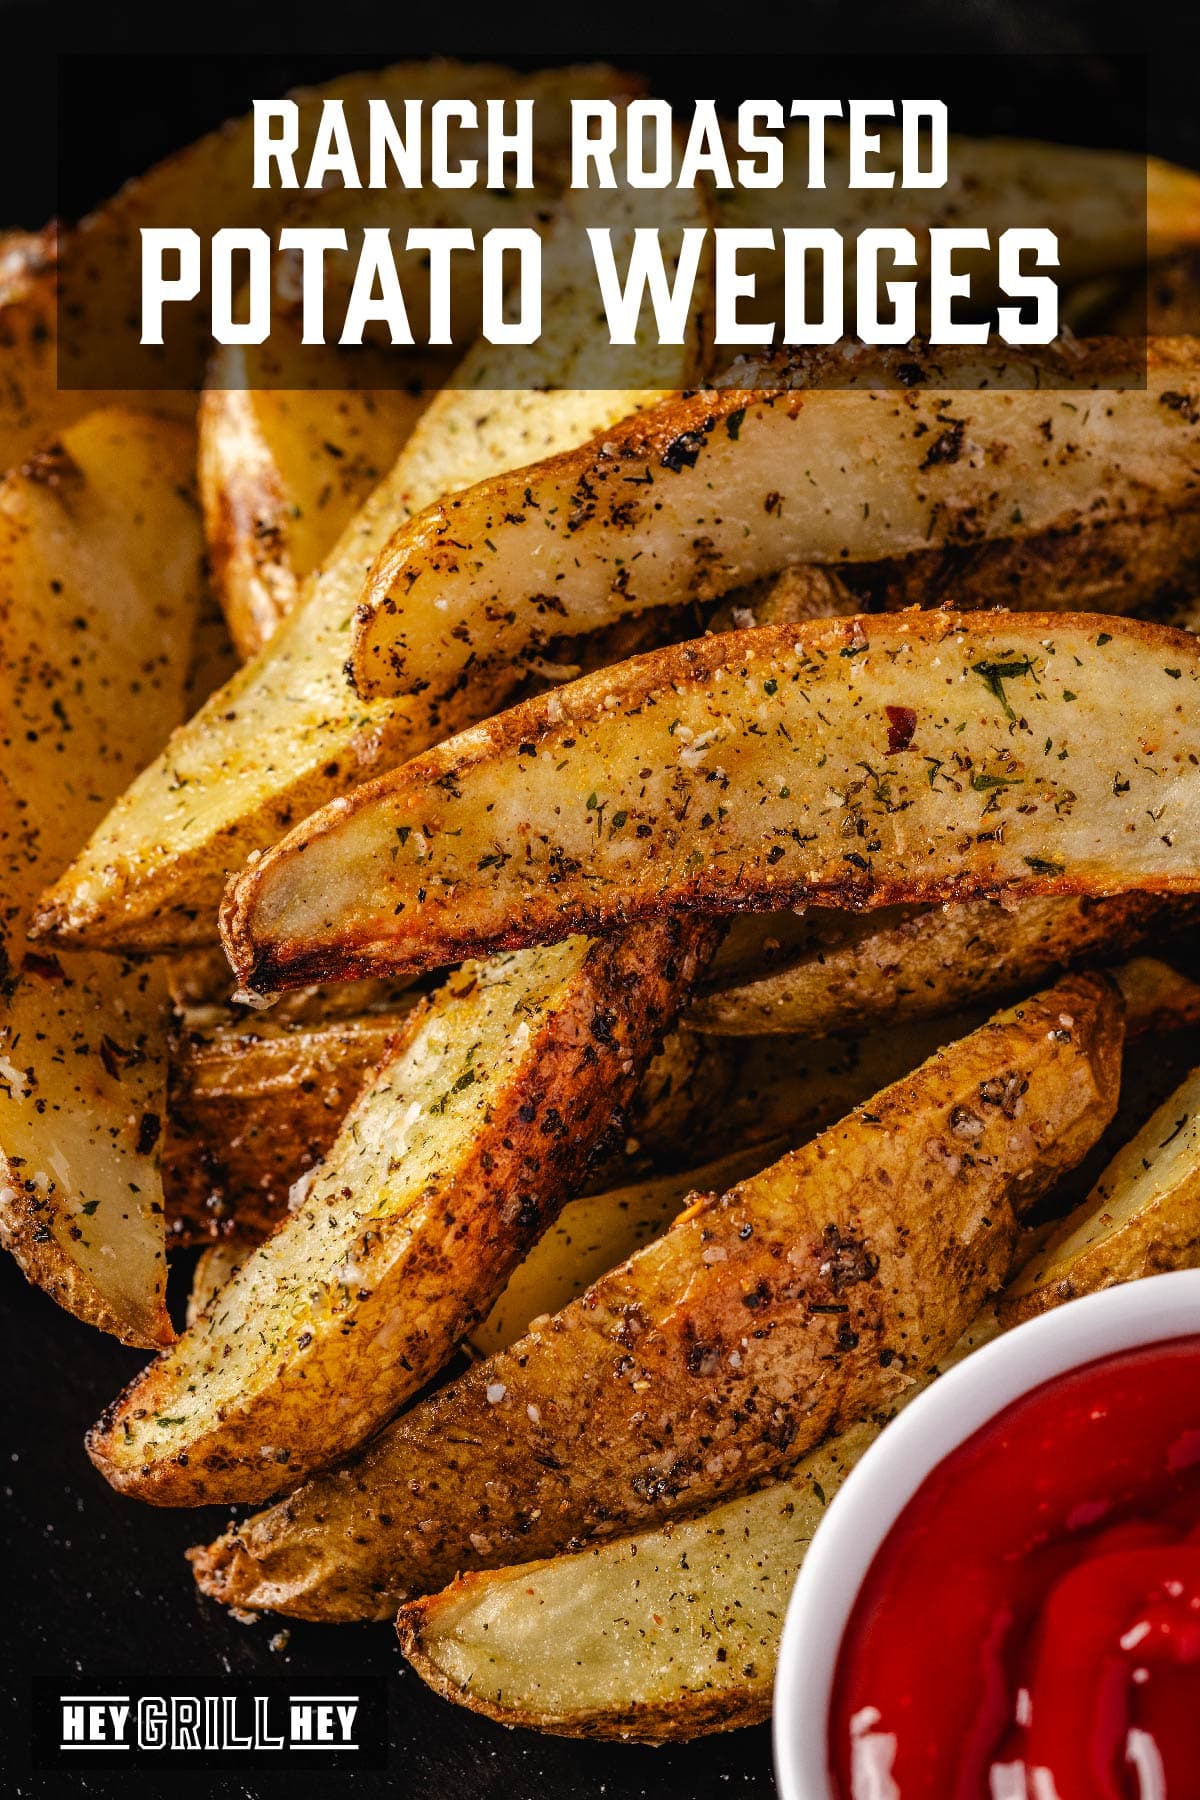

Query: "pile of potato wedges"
left=4, top=61, right=1200, bottom=1744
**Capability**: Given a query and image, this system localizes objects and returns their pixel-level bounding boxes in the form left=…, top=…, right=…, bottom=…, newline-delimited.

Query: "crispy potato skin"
left=1116, top=957, right=1200, bottom=1035
left=687, top=893, right=1191, bottom=1036
left=89, top=916, right=722, bottom=1505
left=191, top=973, right=1121, bottom=1619
left=349, top=337, right=1200, bottom=705
left=220, top=611, right=1200, bottom=992
left=396, top=1318, right=1004, bottom=1741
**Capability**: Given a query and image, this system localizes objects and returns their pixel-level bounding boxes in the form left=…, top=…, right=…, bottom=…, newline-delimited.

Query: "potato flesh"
left=34, top=174, right=711, bottom=953
left=1003, top=1064, right=1200, bottom=1319
left=350, top=338, right=1200, bottom=702
left=0, top=411, right=206, bottom=1344
left=222, top=612, right=1200, bottom=989
left=186, top=1243, right=245, bottom=1328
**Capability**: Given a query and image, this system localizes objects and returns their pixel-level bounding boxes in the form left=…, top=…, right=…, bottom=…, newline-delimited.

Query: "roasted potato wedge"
left=407, top=1035, right=1200, bottom=1750
left=221, top=612, right=1200, bottom=991
left=686, top=958, right=1200, bottom=1178
left=200, top=337, right=433, bottom=658
left=89, top=917, right=720, bottom=1504
left=842, top=510, right=1200, bottom=619
left=0, top=230, right=81, bottom=471
left=396, top=1311, right=1010, bottom=1741
left=0, top=411, right=207, bottom=1345
left=687, top=894, right=1187, bottom=1037
left=1115, top=956, right=1200, bottom=1035
left=33, top=173, right=713, bottom=955
left=349, top=338, right=1200, bottom=704
left=0, top=229, right=193, bottom=474
left=398, top=1411, right=887, bottom=1741
left=191, top=971, right=1121, bottom=1619
left=1002, top=1064, right=1200, bottom=1321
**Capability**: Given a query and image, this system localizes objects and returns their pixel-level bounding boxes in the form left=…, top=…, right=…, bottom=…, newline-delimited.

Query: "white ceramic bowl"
left=773, top=1268, right=1200, bottom=1800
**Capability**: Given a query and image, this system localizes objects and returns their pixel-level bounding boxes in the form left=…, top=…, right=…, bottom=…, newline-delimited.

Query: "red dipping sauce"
left=828, top=1338, right=1200, bottom=1800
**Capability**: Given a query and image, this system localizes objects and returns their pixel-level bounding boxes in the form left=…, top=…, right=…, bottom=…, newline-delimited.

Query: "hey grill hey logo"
left=31, top=1677, right=388, bottom=1769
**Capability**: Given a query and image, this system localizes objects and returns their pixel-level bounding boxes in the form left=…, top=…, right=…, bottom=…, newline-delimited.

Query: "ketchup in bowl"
left=828, top=1337, right=1200, bottom=1799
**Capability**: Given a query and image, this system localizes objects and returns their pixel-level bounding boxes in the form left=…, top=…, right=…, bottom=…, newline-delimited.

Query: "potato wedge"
left=349, top=338, right=1200, bottom=704
left=221, top=611, right=1200, bottom=991
left=396, top=1311, right=1010, bottom=1741
left=200, top=337, right=433, bottom=658
left=398, top=1411, right=886, bottom=1741
left=685, top=958, right=1199, bottom=1180
left=33, top=174, right=712, bottom=954
left=1001, top=1065, right=1200, bottom=1322
left=481, top=1004, right=1131, bottom=1358
left=414, top=1047, right=1200, bottom=1751
left=686, top=893, right=1187, bottom=1037
left=1115, top=956, right=1200, bottom=1035
left=164, top=1016, right=731, bottom=1249
left=842, top=510, right=1200, bottom=619
left=89, top=917, right=720, bottom=1504
left=469, top=1142, right=789, bottom=1360
left=191, top=971, right=1121, bottom=1619
left=0, top=411, right=207, bottom=1345
left=0, top=230, right=194, bottom=475
left=0, top=230, right=78, bottom=471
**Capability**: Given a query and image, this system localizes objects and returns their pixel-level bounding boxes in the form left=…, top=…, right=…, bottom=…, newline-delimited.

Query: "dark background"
left=3, top=3, right=1200, bottom=1797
